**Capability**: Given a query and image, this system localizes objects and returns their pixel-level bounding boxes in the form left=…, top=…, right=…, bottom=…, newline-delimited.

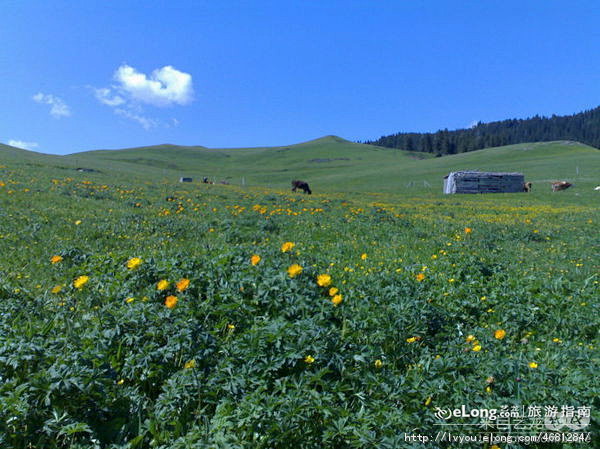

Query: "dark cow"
left=551, top=181, right=572, bottom=192
left=292, top=180, right=312, bottom=194
left=523, top=182, right=532, bottom=192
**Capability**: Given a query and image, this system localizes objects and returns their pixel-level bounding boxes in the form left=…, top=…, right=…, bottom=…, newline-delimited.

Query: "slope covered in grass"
left=66, top=135, right=429, bottom=188
left=3, top=138, right=599, bottom=194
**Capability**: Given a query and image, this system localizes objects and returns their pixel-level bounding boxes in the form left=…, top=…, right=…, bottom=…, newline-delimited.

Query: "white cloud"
left=7, top=140, right=39, bottom=150
left=114, top=108, right=158, bottom=130
left=94, top=87, right=125, bottom=106
left=113, top=64, right=194, bottom=107
left=91, top=64, right=192, bottom=130
left=32, top=92, right=71, bottom=118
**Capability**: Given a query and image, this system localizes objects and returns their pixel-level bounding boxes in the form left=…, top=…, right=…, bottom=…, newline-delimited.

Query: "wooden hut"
left=443, top=171, right=524, bottom=194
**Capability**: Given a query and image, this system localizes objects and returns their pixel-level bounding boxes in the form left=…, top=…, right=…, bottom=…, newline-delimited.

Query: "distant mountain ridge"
left=366, top=106, right=600, bottom=155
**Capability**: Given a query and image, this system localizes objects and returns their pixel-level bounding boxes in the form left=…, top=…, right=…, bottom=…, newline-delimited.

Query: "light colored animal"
left=523, top=182, right=532, bottom=192
left=551, top=181, right=572, bottom=192
left=594, top=186, right=600, bottom=191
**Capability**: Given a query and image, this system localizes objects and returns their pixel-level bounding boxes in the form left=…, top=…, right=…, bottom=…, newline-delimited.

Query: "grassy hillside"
left=3, top=138, right=599, bottom=196
left=67, top=135, right=431, bottom=187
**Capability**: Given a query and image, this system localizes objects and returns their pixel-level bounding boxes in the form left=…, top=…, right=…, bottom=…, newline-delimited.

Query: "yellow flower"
left=74, top=220, right=82, bottom=225
left=415, top=273, right=425, bottom=282
left=125, top=297, right=135, bottom=303
left=287, top=263, right=303, bottom=278
left=494, top=329, right=506, bottom=340
left=406, top=336, right=420, bottom=343
left=127, top=257, right=142, bottom=270
left=157, top=279, right=170, bottom=291
left=176, top=278, right=190, bottom=292
left=374, top=359, right=383, bottom=368
left=50, top=255, right=63, bottom=264
left=328, top=287, right=339, bottom=296
left=165, top=295, right=178, bottom=309
left=281, top=241, right=295, bottom=253
left=424, top=396, right=432, bottom=406
left=472, top=345, right=482, bottom=352
left=360, top=253, right=367, bottom=260
left=464, top=227, right=472, bottom=234
left=184, top=359, right=196, bottom=369
left=73, top=275, right=89, bottom=289
left=117, top=379, right=125, bottom=385
left=528, top=362, right=538, bottom=369
left=490, top=446, right=501, bottom=449
left=317, top=274, right=332, bottom=287
left=250, top=254, right=261, bottom=266
left=227, top=323, right=235, bottom=330
left=466, top=334, right=476, bottom=342
left=486, top=386, right=492, bottom=393
left=331, top=294, right=343, bottom=306
left=304, top=355, right=315, bottom=364
left=51, top=285, right=62, bottom=294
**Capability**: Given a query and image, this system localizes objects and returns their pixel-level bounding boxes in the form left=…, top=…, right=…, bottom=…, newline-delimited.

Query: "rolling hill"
left=2, top=137, right=599, bottom=193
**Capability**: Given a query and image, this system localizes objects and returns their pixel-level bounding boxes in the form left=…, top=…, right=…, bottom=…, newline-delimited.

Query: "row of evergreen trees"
left=365, top=106, right=600, bottom=155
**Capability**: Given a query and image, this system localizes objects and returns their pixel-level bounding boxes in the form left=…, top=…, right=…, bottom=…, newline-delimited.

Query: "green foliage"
left=0, top=148, right=598, bottom=448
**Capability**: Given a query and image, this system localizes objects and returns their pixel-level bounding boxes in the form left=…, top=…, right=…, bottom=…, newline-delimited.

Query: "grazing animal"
left=523, top=182, right=532, bottom=192
left=594, top=186, right=600, bottom=191
left=291, top=180, right=312, bottom=194
left=551, top=181, right=572, bottom=192
left=202, top=177, right=214, bottom=184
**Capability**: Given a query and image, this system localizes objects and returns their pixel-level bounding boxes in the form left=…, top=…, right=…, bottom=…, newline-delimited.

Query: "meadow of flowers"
left=0, top=165, right=598, bottom=448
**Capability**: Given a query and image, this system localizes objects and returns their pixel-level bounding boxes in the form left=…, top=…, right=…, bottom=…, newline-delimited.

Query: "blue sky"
left=1, top=1, right=599, bottom=155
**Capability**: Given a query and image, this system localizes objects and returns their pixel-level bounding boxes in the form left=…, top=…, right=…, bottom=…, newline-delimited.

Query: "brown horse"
left=291, top=180, right=312, bottom=194
left=551, top=181, right=572, bottom=192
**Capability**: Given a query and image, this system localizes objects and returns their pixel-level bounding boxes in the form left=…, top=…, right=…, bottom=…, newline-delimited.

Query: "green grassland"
left=0, top=138, right=598, bottom=448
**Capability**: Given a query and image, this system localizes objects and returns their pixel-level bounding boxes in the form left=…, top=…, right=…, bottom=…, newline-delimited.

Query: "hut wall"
left=443, top=171, right=524, bottom=194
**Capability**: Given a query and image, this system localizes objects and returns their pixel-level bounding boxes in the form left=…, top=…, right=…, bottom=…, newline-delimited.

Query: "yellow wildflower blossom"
left=157, top=279, right=170, bottom=291
left=165, top=295, right=178, bottom=309
left=176, top=278, right=190, bottom=292
left=281, top=241, right=295, bottom=253
left=184, top=359, right=196, bottom=369
left=250, top=254, right=261, bottom=266
left=127, top=257, right=142, bottom=270
left=73, top=275, right=89, bottom=289
left=287, top=264, right=303, bottom=278
left=317, top=274, right=332, bottom=287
